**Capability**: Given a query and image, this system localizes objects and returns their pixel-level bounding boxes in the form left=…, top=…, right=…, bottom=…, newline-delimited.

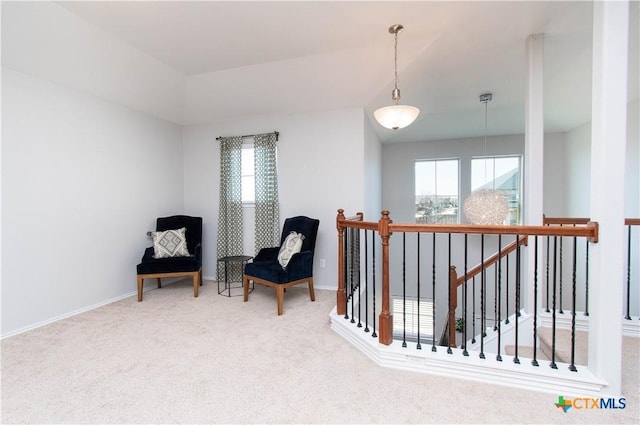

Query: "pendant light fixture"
left=374, top=24, right=420, bottom=130
left=463, top=93, right=509, bottom=225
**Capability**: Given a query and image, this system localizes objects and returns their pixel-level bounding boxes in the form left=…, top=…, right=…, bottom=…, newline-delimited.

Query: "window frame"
left=470, top=154, right=523, bottom=225
left=241, top=141, right=255, bottom=205
left=414, top=158, right=460, bottom=224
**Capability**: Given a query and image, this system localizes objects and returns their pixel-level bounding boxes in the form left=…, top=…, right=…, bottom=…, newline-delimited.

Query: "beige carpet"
left=2, top=279, right=638, bottom=424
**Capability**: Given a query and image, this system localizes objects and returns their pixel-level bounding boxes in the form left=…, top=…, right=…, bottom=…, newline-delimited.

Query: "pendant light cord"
left=394, top=30, right=399, bottom=100
left=480, top=93, right=492, bottom=186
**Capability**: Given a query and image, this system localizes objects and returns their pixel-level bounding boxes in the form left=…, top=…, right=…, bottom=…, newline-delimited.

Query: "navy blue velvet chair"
left=136, top=215, right=203, bottom=301
left=243, top=216, right=319, bottom=315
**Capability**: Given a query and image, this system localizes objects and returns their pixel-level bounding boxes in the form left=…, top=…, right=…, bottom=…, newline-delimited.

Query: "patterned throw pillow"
left=152, top=227, right=190, bottom=259
left=278, top=231, right=305, bottom=268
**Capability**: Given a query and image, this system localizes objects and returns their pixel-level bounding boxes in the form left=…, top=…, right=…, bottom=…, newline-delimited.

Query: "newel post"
left=378, top=210, right=393, bottom=345
left=336, top=209, right=346, bottom=316
left=448, top=266, right=458, bottom=348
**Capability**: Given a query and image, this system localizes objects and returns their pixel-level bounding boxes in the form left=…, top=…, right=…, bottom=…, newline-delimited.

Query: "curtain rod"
left=216, top=131, right=279, bottom=141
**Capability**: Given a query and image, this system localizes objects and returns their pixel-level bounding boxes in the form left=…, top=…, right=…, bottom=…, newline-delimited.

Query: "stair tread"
left=538, top=327, right=588, bottom=365
left=505, top=345, right=550, bottom=362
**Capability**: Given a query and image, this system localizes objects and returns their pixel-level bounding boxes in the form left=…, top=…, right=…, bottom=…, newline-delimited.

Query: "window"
left=471, top=156, right=522, bottom=224
left=415, top=159, right=459, bottom=224
left=392, top=297, right=434, bottom=340
left=241, top=145, right=255, bottom=203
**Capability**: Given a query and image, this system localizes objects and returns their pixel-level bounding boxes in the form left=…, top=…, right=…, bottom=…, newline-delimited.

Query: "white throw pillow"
left=278, top=231, right=305, bottom=268
left=152, top=227, right=190, bottom=259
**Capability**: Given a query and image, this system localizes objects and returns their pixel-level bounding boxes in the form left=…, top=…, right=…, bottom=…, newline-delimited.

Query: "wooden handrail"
left=336, top=210, right=364, bottom=316
left=388, top=223, right=597, bottom=240
left=456, top=235, right=528, bottom=286
left=337, top=210, right=602, bottom=347
left=543, top=215, right=591, bottom=225
left=544, top=215, right=639, bottom=226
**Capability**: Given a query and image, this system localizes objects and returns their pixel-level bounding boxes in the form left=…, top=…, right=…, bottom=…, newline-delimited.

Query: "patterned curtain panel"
left=217, top=136, right=243, bottom=282
left=254, top=133, right=280, bottom=254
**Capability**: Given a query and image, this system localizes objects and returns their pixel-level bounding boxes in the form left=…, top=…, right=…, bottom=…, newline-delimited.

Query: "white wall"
left=564, top=99, right=640, bottom=218
left=565, top=121, right=592, bottom=216
left=1, top=68, right=184, bottom=336
left=625, top=100, right=639, bottom=217
left=363, top=113, right=382, bottom=219
left=182, top=108, right=367, bottom=289
left=1, top=1, right=185, bottom=124
left=382, top=134, right=527, bottom=223
left=543, top=132, right=567, bottom=216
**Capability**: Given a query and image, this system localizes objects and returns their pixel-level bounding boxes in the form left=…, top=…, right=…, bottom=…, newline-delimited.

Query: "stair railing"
left=336, top=209, right=599, bottom=352
left=447, top=235, right=528, bottom=349
left=543, top=216, right=639, bottom=322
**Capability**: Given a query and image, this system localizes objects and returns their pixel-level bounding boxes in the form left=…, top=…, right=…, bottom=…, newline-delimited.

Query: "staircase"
left=505, top=326, right=588, bottom=365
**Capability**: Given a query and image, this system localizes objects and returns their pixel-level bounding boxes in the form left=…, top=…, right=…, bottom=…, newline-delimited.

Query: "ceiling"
left=57, top=1, right=639, bottom=144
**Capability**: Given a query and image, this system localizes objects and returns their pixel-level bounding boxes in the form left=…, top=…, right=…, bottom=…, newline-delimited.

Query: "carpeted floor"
left=1, top=279, right=638, bottom=424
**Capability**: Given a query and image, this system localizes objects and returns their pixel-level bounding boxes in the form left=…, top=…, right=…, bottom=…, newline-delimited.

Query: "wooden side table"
left=217, top=255, right=254, bottom=297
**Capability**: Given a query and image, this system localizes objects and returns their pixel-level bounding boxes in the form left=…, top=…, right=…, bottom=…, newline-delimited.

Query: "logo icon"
left=555, top=396, right=572, bottom=413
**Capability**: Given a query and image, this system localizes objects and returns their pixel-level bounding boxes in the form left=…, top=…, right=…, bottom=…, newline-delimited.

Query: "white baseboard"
left=1, top=277, right=188, bottom=340
left=330, top=307, right=609, bottom=397
left=1, top=291, right=136, bottom=340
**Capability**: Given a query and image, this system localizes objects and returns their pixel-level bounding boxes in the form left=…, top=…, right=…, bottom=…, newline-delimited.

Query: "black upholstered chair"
left=243, top=216, right=320, bottom=315
left=136, top=215, right=203, bottom=301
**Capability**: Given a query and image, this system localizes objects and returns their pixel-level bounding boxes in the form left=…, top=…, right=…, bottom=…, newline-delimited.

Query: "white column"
left=589, top=0, right=629, bottom=397
left=524, top=34, right=544, bottom=316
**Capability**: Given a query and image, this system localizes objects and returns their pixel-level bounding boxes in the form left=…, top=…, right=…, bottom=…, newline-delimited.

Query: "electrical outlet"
left=319, top=259, right=326, bottom=268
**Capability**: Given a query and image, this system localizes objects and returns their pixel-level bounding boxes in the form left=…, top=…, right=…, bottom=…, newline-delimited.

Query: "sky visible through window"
left=471, top=157, right=520, bottom=191
left=415, top=159, right=458, bottom=197
left=241, top=146, right=254, bottom=202
left=415, top=159, right=459, bottom=224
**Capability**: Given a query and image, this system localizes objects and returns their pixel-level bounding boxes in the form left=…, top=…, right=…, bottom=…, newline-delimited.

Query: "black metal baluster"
left=417, top=233, right=422, bottom=350
left=372, top=231, right=377, bottom=338
left=344, top=228, right=349, bottom=320
left=364, top=230, right=370, bottom=333
left=546, top=236, right=550, bottom=313
left=585, top=240, right=590, bottom=316
left=448, top=233, right=453, bottom=354
left=463, top=234, right=469, bottom=356
left=494, top=265, right=498, bottom=331
left=532, top=236, right=539, bottom=367
left=472, top=275, right=476, bottom=344
left=402, top=232, right=407, bottom=348
left=482, top=269, right=488, bottom=337
left=550, top=236, right=558, bottom=369
left=432, top=232, right=437, bottom=352
left=480, top=234, right=485, bottom=359
left=350, top=229, right=355, bottom=324
left=357, top=229, right=362, bottom=328
left=505, top=256, right=510, bottom=324
left=514, top=235, right=520, bottom=364
left=496, top=235, right=503, bottom=362
left=625, top=224, right=632, bottom=320
left=569, top=236, right=578, bottom=372
left=559, top=227, right=564, bottom=314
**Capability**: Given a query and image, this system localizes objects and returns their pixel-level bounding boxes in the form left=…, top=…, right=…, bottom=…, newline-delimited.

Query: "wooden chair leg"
left=137, top=276, right=144, bottom=302
left=243, top=276, right=250, bottom=302
left=199, top=269, right=203, bottom=286
left=193, top=272, right=199, bottom=297
left=308, top=278, right=316, bottom=302
left=157, top=278, right=162, bottom=288
left=276, top=286, right=285, bottom=315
